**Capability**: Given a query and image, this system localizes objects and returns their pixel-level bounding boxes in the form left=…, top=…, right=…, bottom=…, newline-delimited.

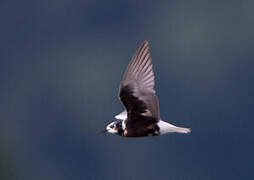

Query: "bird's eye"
left=110, top=124, right=115, bottom=128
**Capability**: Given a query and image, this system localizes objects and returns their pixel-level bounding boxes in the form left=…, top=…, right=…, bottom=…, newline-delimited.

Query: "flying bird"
left=102, top=41, right=191, bottom=137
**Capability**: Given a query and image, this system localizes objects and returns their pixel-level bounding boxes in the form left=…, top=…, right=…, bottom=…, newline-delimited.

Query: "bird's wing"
left=115, top=110, right=127, bottom=120
left=118, top=41, right=160, bottom=122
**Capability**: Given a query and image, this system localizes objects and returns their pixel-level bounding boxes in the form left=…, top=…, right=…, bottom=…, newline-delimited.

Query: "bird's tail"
left=173, top=126, right=191, bottom=134
left=158, top=120, right=191, bottom=134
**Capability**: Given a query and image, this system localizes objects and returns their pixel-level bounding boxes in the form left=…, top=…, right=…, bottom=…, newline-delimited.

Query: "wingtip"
left=143, top=40, right=149, bottom=45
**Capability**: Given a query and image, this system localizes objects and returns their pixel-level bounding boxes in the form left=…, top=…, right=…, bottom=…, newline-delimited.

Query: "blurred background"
left=1, top=0, right=254, bottom=179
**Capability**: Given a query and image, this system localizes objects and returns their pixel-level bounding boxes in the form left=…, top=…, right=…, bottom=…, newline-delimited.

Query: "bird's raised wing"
left=119, top=41, right=160, bottom=122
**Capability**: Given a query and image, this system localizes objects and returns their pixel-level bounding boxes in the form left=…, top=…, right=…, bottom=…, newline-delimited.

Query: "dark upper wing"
left=119, top=41, right=160, bottom=122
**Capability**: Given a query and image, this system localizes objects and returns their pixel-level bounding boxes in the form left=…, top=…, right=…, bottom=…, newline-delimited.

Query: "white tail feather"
left=173, top=127, right=191, bottom=134
left=158, top=120, right=191, bottom=135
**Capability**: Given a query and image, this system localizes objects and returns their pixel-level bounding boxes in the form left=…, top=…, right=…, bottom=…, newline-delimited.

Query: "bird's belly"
left=124, top=124, right=160, bottom=137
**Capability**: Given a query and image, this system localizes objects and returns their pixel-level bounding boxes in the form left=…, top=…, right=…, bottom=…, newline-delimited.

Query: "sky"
left=0, top=0, right=254, bottom=180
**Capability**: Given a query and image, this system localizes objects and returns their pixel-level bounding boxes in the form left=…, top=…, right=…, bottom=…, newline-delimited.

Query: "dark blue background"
left=1, top=0, right=254, bottom=179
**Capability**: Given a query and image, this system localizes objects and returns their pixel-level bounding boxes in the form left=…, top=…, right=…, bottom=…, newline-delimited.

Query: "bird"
left=101, top=40, right=191, bottom=137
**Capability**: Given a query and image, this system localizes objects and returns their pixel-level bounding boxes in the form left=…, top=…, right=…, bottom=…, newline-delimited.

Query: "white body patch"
left=158, top=120, right=191, bottom=134
left=122, top=120, right=127, bottom=136
left=115, top=110, right=127, bottom=120
left=122, top=120, right=126, bottom=130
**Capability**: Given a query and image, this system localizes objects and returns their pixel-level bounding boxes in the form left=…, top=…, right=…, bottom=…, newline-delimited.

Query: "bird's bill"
left=100, top=130, right=108, bottom=134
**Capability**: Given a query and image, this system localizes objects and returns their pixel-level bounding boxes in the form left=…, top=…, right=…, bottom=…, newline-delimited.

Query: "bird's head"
left=101, top=120, right=123, bottom=135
